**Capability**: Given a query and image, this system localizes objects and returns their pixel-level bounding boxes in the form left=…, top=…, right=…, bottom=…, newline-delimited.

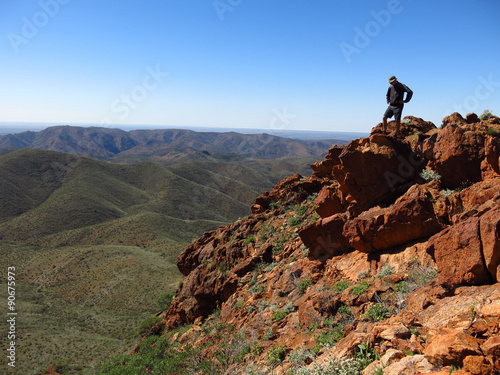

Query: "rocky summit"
left=137, top=113, right=499, bottom=374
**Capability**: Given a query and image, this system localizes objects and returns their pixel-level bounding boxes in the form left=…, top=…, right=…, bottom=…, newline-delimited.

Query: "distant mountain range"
left=0, top=125, right=344, bottom=161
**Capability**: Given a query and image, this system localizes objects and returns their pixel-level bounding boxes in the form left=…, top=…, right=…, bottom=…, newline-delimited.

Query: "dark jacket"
left=386, top=81, right=413, bottom=106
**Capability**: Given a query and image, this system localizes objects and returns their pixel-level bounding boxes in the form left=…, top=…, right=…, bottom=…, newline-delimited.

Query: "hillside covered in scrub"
left=96, top=112, right=500, bottom=375
left=0, top=130, right=338, bottom=374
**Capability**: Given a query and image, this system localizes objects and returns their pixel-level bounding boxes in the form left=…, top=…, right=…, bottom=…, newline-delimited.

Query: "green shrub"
left=337, top=304, right=352, bottom=319
left=332, top=280, right=350, bottom=293
left=487, top=126, right=499, bottom=136
left=138, top=317, right=165, bottom=337
left=267, top=345, right=287, bottom=365
left=243, top=234, right=255, bottom=245
left=363, top=303, right=391, bottom=322
left=271, top=303, right=295, bottom=322
left=272, top=310, right=288, bottom=322
left=156, top=292, right=174, bottom=310
left=296, top=277, right=314, bottom=294
left=289, top=217, right=303, bottom=227
left=351, top=281, right=370, bottom=296
left=316, top=325, right=345, bottom=348
left=480, top=109, right=493, bottom=121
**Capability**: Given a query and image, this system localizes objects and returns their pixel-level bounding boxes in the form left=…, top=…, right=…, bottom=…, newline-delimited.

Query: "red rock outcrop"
left=343, top=184, right=445, bottom=253
left=157, top=113, right=500, bottom=374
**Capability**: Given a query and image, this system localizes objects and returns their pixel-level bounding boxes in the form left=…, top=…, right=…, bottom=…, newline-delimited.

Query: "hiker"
left=382, top=76, right=413, bottom=136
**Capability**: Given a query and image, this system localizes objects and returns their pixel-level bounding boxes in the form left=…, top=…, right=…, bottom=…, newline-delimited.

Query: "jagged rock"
left=480, top=207, right=500, bottom=282
left=481, top=136, right=500, bottom=179
left=466, top=112, right=480, bottom=124
left=158, top=115, right=500, bottom=373
left=423, top=332, right=482, bottom=367
left=310, top=145, right=343, bottom=179
left=315, top=183, right=345, bottom=218
left=407, top=286, right=447, bottom=312
left=332, top=135, right=425, bottom=213
left=428, top=123, right=487, bottom=188
left=299, top=213, right=351, bottom=261
left=482, top=336, right=500, bottom=357
left=343, top=184, right=444, bottom=253
left=252, top=174, right=323, bottom=213
left=426, top=216, right=494, bottom=287
left=374, top=324, right=411, bottom=340
left=331, top=331, right=372, bottom=359
left=252, top=174, right=303, bottom=213
left=442, top=112, right=467, bottom=127
left=370, top=116, right=437, bottom=136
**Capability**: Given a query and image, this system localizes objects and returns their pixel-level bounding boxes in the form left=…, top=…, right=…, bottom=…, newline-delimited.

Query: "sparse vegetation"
left=363, top=303, right=392, bottom=322
left=420, top=168, right=442, bottom=181
left=332, top=280, right=350, bottom=293
left=352, top=281, right=370, bottom=296
left=480, top=109, right=493, bottom=121
left=316, top=325, right=345, bottom=348
left=487, top=126, right=499, bottom=136
left=296, top=277, right=314, bottom=294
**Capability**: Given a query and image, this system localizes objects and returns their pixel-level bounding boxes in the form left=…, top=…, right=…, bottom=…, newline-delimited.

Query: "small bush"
left=316, top=325, right=344, bottom=348
left=272, top=310, right=288, bottom=322
left=420, top=169, right=441, bottom=181
left=297, top=277, right=314, bottom=294
left=289, top=217, right=303, bottom=227
left=243, top=234, right=255, bottom=245
left=351, top=281, right=370, bottom=296
left=363, top=303, right=391, bottom=322
left=480, top=109, right=493, bottom=121
left=289, top=347, right=315, bottom=365
left=332, top=280, right=350, bottom=293
left=376, top=265, right=394, bottom=278
left=267, top=345, right=287, bottom=365
left=487, top=126, right=499, bottom=136
left=138, top=317, right=165, bottom=337
left=156, top=292, right=174, bottom=310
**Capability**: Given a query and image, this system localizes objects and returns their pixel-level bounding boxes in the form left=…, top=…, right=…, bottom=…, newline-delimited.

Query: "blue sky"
left=0, top=0, right=499, bottom=132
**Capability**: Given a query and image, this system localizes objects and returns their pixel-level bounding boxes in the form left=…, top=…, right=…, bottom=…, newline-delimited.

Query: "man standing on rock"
left=382, top=76, right=413, bottom=136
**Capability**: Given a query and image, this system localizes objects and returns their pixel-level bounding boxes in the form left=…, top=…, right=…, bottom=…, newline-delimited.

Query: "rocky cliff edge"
left=159, top=113, right=500, bottom=374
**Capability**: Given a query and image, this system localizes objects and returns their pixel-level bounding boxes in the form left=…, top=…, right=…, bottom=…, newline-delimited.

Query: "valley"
left=0, top=126, right=341, bottom=373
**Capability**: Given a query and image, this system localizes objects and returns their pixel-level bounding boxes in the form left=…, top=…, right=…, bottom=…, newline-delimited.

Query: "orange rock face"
left=160, top=114, right=500, bottom=374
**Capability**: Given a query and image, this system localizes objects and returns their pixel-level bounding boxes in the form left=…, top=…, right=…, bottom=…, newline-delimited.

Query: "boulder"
left=343, top=184, right=444, bottom=253
left=299, top=213, right=351, bottom=261
left=332, top=135, right=424, bottom=212
left=462, top=355, right=495, bottom=375
left=370, top=116, right=437, bottom=137
left=310, top=145, right=343, bottom=179
left=466, top=113, right=480, bottom=124
left=426, top=216, right=494, bottom=287
left=315, top=183, right=345, bottom=218
left=481, top=136, right=500, bottom=179
left=424, top=332, right=482, bottom=367
left=428, top=124, right=486, bottom=188
left=382, top=354, right=437, bottom=375
left=479, top=207, right=500, bottom=282
left=442, top=112, right=467, bottom=127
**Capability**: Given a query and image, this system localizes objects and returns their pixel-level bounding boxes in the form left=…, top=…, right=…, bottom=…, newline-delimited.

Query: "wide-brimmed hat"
left=388, top=75, right=397, bottom=83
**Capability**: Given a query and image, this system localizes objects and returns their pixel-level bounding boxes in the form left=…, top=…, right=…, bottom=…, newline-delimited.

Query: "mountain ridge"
left=0, top=125, right=343, bottom=161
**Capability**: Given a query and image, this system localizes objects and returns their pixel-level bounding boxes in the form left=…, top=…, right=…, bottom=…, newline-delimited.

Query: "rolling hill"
left=0, top=125, right=339, bottom=161
left=0, top=144, right=329, bottom=373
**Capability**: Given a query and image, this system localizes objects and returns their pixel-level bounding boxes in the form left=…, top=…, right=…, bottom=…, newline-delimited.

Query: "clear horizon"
left=1, top=0, right=499, bottom=132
